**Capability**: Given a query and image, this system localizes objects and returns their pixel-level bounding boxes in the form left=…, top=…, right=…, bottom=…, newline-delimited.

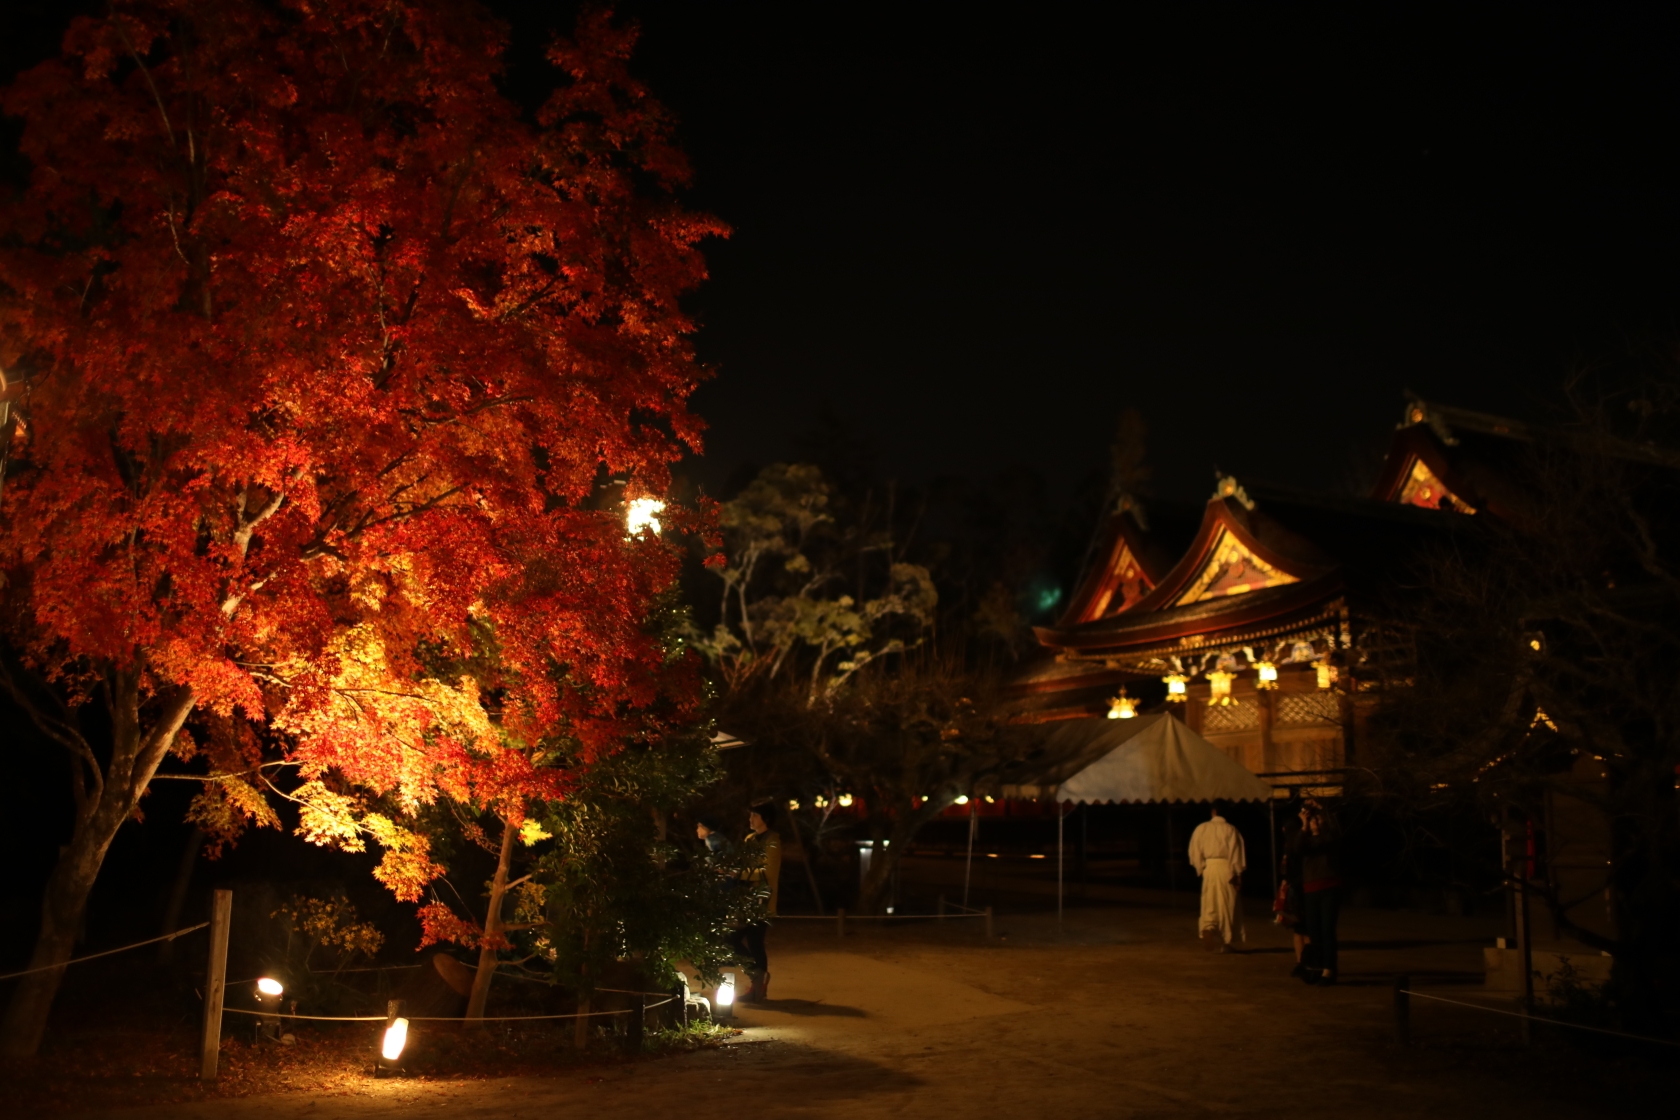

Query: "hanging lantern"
left=1206, top=670, right=1235, bottom=706
left=1163, top=674, right=1187, bottom=702
left=1107, top=690, right=1138, bottom=719
left=1255, top=661, right=1278, bottom=690
left=1314, top=659, right=1338, bottom=690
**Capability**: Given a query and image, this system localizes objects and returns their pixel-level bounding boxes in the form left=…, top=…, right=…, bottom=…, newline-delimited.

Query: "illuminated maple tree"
left=0, top=0, right=719, bottom=1054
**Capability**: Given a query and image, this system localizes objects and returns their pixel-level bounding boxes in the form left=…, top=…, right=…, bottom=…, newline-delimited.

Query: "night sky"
left=9, top=2, right=1680, bottom=503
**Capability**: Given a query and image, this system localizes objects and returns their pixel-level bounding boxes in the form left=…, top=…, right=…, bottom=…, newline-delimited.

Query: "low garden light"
left=1255, top=661, right=1278, bottom=689
left=376, top=999, right=409, bottom=1074
left=1163, top=674, right=1187, bottom=702
left=254, top=976, right=285, bottom=1042
left=713, top=972, right=737, bottom=1018
left=381, top=1017, right=409, bottom=1061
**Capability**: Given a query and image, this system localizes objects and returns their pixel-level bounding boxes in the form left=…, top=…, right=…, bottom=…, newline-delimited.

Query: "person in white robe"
left=1188, top=802, right=1246, bottom=948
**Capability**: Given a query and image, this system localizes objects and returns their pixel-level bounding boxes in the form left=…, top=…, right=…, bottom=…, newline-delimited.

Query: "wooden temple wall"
left=1179, top=670, right=1346, bottom=780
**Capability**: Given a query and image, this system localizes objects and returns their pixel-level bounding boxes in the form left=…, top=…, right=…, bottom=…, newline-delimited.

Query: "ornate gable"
left=1396, top=457, right=1476, bottom=514
left=1087, top=543, right=1153, bottom=617
left=1171, top=527, right=1299, bottom=606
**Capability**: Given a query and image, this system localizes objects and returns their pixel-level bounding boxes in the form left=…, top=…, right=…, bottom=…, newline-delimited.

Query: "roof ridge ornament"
left=1399, top=394, right=1460, bottom=446
left=1212, top=473, right=1255, bottom=510
left=1115, top=490, right=1151, bottom=531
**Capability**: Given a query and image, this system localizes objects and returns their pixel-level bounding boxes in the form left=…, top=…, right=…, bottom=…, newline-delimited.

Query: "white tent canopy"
left=971, top=713, right=1273, bottom=925
left=1051, top=713, right=1273, bottom=804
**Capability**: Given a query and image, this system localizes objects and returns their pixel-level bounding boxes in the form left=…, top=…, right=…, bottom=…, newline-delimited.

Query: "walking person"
left=1187, top=801, right=1246, bottom=950
left=1297, top=799, right=1343, bottom=985
left=731, top=801, right=782, bottom=1002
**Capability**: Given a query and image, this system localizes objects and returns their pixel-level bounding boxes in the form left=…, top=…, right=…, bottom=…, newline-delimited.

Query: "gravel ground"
left=64, top=886, right=1673, bottom=1120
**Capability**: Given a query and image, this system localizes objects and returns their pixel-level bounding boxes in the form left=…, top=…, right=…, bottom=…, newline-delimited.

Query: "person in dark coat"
left=1297, top=798, right=1343, bottom=985
left=1279, top=798, right=1309, bottom=975
left=732, top=801, right=782, bottom=1003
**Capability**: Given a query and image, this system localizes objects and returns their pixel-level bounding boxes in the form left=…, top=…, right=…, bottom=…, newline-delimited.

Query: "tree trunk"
left=0, top=672, right=194, bottom=1058
left=465, top=817, right=516, bottom=1025
left=856, top=811, right=928, bottom=915
left=158, top=827, right=206, bottom=964
left=780, top=803, right=824, bottom=915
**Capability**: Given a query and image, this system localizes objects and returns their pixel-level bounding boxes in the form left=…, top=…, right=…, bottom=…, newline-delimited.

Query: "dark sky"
left=9, top=3, right=1680, bottom=502
left=605, top=2, right=1680, bottom=501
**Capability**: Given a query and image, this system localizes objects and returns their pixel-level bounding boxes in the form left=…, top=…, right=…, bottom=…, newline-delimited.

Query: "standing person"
left=732, top=801, right=782, bottom=1002
left=1298, top=799, right=1343, bottom=985
left=696, top=816, right=729, bottom=856
left=1278, top=797, right=1310, bottom=976
left=1187, top=802, right=1246, bottom=951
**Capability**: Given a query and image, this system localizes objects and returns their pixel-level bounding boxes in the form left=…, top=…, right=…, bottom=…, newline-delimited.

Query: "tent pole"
left=1057, top=799, right=1065, bottom=931
left=963, top=800, right=978, bottom=910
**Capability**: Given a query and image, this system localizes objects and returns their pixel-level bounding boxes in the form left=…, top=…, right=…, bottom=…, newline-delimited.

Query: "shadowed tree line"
left=1361, top=367, right=1680, bottom=1032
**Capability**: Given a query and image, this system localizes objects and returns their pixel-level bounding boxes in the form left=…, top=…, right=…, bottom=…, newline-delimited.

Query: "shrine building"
left=1007, top=398, right=1526, bottom=793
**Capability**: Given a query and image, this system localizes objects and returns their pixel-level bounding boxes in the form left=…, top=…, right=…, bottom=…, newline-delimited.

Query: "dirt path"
left=74, top=897, right=1665, bottom=1119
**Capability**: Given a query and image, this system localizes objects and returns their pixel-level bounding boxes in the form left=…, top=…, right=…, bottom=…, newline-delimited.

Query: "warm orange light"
left=1255, top=661, right=1278, bottom=690
left=1107, top=690, right=1138, bottom=719
left=380, top=1017, right=409, bottom=1061
left=1314, top=660, right=1337, bottom=690
left=1207, top=670, right=1235, bottom=706
left=1163, top=674, right=1187, bottom=702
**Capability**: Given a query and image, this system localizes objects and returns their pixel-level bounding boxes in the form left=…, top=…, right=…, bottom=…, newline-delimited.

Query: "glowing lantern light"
left=625, top=497, right=665, bottom=537
left=787, top=799, right=801, bottom=810
left=714, top=972, right=736, bottom=1017
left=1255, top=661, right=1278, bottom=690
left=1163, top=674, right=1187, bottom=702
left=380, top=1017, right=409, bottom=1061
left=1206, top=670, right=1235, bottom=707
left=253, top=976, right=286, bottom=1042
left=1314, top=659, right=1337, bottom=690
left=1107, top=690, right=1138, bottom=719
left=837, top=793, right=854, bottom=808
left=954, top=794, right=970, bottom=805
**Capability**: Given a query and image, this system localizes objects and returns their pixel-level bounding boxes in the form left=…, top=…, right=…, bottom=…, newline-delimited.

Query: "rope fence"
left=220, top=996, right=675, bottom=1024
left=774, top=902, right=995, bottom=939
left=1392, top=975, right=1680, bottom=1050
left=0, top=922, right=209, bottom=982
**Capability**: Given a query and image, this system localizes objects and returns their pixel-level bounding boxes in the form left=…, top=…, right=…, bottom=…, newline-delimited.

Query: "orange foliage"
left=0, top=2, right=717, bottom=893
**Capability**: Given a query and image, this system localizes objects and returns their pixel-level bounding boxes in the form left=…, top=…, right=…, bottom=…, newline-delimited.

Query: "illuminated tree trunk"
left=465, top=818, right=517, bottom=1025
left=0, top=673, right=194, bottom=1057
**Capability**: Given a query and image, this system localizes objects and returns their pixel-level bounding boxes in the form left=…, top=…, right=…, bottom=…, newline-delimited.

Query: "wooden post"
left=937, top=894, right=946, bottom=922
left=627, top=996, right=645, bottom=1052
left=198, top=889, right=232, bottom=1081
left=984, top=906, right=994, bottom=940
left=836, top=907, right=846, bottom=940
left=1392, top=974, right=1410, bottom=1046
